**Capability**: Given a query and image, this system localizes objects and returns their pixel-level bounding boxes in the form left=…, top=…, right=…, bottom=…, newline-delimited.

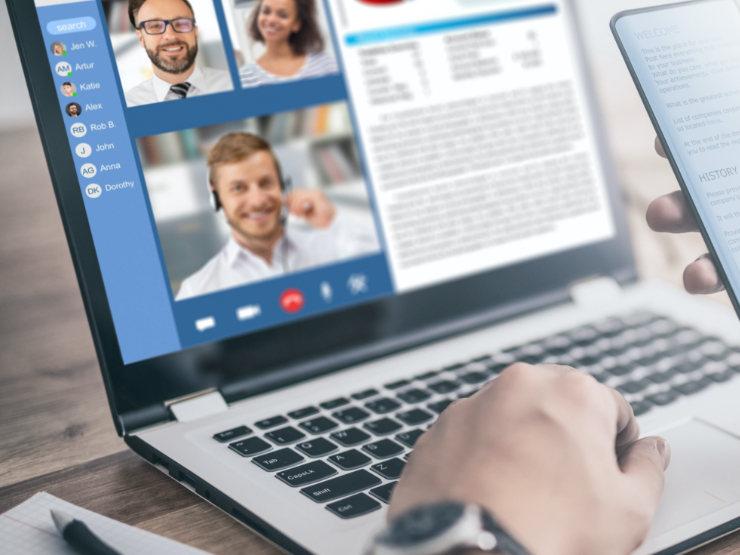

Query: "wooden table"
left=1, top=111, right=739, bottom=554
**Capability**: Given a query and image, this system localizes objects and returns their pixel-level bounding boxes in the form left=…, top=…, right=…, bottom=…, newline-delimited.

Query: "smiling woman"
left=238, top=0, right=338, bottom=88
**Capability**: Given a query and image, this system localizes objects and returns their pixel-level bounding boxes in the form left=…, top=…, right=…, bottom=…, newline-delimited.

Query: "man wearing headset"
left=176, top=132, right=379, bottom=300
left=125, top=0, right=233, bottom=107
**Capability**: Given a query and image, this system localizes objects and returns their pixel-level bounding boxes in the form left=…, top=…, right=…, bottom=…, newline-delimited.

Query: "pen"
left=51, top=509, right=122, bottom=555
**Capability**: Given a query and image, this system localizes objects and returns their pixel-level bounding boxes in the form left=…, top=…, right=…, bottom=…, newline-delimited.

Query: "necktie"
left=169, top=82, right=192, bottom=99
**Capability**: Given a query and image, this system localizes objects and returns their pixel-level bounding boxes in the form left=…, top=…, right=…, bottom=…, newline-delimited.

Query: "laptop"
left=8, top=0, right=740, bottom=552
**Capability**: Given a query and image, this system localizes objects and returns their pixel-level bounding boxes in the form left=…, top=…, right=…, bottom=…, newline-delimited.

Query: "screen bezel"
left=8, top=0, right=636, bottom=434
left=611, top=0, right=740, bottom=328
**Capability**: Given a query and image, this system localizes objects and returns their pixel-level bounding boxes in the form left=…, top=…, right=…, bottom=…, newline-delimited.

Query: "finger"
left=646, top=191, right=699, bottom=233
left=655, top=136, right=667, bottom=158
left=608, top=387, right=641, bottom=453
left=684, top=254, right=725, bottom=294
left=618, top=436, right=669, bottom=509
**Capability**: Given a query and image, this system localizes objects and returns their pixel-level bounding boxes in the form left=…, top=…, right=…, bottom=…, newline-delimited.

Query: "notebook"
left=0, top=492, right=208, bottom=555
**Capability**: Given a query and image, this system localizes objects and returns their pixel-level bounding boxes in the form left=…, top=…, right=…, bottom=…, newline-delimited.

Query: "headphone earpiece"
left=211, top=189, right=221, bottom=212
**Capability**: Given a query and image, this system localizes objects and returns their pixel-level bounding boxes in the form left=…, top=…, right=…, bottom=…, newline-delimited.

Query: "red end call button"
left=280, top=288, right=305, bottom=313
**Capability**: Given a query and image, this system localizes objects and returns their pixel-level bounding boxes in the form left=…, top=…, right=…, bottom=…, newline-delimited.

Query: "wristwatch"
left=366, top=502, right=532, bottom=555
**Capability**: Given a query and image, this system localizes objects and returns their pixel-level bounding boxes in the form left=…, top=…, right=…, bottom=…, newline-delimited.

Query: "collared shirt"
left=175, top=214, right=380, bottom=301
left=124, top=65, right=233, bottom=107
left=239, top=51, right=339, bottom=89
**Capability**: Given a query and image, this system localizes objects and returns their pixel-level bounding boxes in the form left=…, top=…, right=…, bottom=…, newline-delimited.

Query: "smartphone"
left=612, top=0, right=740, bottom=315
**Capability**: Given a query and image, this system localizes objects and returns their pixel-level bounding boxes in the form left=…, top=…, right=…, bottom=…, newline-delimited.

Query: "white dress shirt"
left=124, top=65, right=233, bottom=107
left=175, top=214, right=380, bottom=301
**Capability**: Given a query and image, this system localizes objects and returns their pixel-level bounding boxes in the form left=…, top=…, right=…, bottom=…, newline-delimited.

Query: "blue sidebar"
left=39, top=2, right=182, bottom=363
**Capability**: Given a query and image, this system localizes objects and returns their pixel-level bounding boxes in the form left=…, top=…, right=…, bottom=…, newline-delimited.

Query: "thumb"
left=619, top=436, right=670, bottom=509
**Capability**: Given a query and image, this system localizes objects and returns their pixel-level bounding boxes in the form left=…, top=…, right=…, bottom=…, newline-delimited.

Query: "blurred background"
left=219, top=0, right=337, bottom=70
left=100, top=0, right=231, bottom=98
left=138, top=102, right=378, bottom=296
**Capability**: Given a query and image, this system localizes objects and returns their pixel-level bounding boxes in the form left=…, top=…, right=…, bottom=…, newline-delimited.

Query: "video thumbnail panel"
left=102, top=0, right=235, bottom=107
left=137, top=102, right=381, bottom=301
left=220, top=0, right=339, bottom=89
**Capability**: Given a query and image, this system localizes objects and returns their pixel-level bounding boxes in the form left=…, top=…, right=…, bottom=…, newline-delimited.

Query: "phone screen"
left=613, top=0, right=740, bottom=303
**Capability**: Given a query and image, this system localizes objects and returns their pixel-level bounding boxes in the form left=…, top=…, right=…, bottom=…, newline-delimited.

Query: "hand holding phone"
left=612, top=0, right=740, bottom=315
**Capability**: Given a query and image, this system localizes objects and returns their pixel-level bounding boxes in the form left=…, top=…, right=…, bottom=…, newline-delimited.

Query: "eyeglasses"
left=137, top=18, right=195, bottom=35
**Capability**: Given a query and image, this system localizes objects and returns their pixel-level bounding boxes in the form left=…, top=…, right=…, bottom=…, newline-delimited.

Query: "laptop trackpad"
left=648, top=419, right=740, bottom=538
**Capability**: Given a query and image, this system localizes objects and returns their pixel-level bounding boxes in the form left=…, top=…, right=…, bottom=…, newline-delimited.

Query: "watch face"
left=384, top=503, right=465, bottom=546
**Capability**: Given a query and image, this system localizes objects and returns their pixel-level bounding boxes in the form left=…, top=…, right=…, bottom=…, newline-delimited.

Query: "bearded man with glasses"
left=125, top=0, right=233, bottom=106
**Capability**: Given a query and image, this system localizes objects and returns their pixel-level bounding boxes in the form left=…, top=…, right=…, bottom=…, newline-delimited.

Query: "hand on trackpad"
left=648, top=419, right=740, bottom=539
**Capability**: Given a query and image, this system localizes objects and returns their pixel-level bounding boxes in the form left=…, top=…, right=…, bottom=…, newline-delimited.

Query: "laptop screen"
left=34, top=0, right=616, bottom=365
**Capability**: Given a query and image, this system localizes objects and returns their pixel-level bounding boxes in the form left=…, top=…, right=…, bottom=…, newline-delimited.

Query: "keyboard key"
left=363, top=439, right=405, bottom=459
left=458, top=371, right=489, bottom=385
left=276, top=460, right=337, bottom=487
left=595, top=318, right=626, bottom=337
left=329, top=449, right=372, bottom=470
left=301, top=470, right=381, bottom=503
left=320, top=397, right=350, bottom=410
left=255, top=415, right=288, bottom=429
left=395, top=429, right=425, bottom=448
left=543, top=335, right=572, bottom=355
left=397, top=389, right=432, bottom=404
left=647, top=390, right=680, bottom=406
left=484, top=362, right=509, bottom=374
left=213, top=425, right=251, bottom=443
left=370, top=481, right=397, bottom=504
left=674, top=377, right=712, bottom=396
left=385, top=379, right=411, bottom=390
left=265, top=426, right=306, bottom=445
left=326, top=493, right=381, bottom=519
left=352, top=389, right=379, bottom=400
left=674, top=361, right=700, bottom=374
left=700, top=341, right=729, bottom=360
left=333, top=407, right=371, bottom=424
left=288, top=406, right=319, bottom=420
left=331, top=427, right=372, bottom=446
left=428, top=399, right=454, bottom=414
left=252, top=448, right=304, bottom=471
left=517, top=353, right=546, bottom=365
left=708, top=369, right=736, bottom=383
left=366, top=398, right=402, bottom=414
left=364, top=418, right=403, bottom=436
left=428, top=380, right=461, bottom=394
left=299, top=417, right=339, bottom=435
left=570, top=326, right=599, bottom=346
left=296, top=438, right=338, bottom=458
left=617, top=379, right=652, bottom=395
left=622, top=312, right=658, bottom=328
left=606, top=362, right=637, bottom=376
left=415, top=371, right=439, bottom=381
left=229, top=437, right=272, bottom=457
left=647, top=368, right=678, bottom=384
left=630, top=400, right=652, bottom=417
left=443, top=363, right=466, bottom=372
left=371, top=458, right=405, bottom=480
left=396, top=408, right=434, bottom=426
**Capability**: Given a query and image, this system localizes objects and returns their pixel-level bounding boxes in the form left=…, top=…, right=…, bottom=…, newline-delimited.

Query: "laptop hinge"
left=570, top=276, right=623, bottom=309
left=167, top=389, right=228, bottom=423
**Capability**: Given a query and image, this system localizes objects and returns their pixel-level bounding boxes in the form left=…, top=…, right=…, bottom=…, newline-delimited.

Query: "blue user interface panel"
left=36, top=0, right=615, bottom=364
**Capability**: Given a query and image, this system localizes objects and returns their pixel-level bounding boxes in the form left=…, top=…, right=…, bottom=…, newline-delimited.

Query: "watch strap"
left=480, top=509, right=532, bottom=555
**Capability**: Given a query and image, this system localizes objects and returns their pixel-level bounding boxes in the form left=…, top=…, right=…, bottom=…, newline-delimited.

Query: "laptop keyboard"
left=212, top=311, right=740, bottom=520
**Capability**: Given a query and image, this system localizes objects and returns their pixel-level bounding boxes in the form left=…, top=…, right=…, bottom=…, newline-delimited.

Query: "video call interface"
left=37, top=0, right=616, bottom=364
